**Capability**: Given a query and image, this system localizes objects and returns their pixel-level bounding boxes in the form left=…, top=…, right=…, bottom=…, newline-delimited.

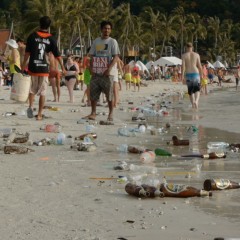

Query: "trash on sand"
left=203, top=178, right=240, bottom=191
left=4, top=145, right=34, bottom=154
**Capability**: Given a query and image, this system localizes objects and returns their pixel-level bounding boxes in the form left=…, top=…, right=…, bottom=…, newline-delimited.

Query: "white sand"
left=0, top=78, right=239, bottom=240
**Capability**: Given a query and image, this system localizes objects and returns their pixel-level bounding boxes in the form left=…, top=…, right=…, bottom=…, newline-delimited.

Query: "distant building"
left=0, top=29, right=12, bottom=63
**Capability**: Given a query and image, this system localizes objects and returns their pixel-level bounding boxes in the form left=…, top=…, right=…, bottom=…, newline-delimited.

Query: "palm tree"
left=69, top=0, right=95, bottom=56
left=187, top=13, right=207, bottom=52
left=53, top=0, right=72, bottom=51
left=113, top=3, right=135, bottom=58
left=24, top=0, right=54, bottom=34
left=129, top=17, right=150, bottom=60
left=142, top=6, right=161, bottom=60
left=159, top=13, right=177, bottom=57
left=207, top=16, right=221, bottom=50
left=172, top=6, right=188, bottom=56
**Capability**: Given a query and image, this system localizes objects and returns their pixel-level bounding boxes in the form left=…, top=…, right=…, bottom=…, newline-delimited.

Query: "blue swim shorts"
left=185, top=73, right=200, bottom=95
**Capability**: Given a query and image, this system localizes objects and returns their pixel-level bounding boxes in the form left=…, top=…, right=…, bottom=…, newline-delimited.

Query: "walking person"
left=16, top=38, right=26, bottom=66
left=21, top=16, right=65, bottom=120
left=112, top=58, right=124, bottom=108
left=65, top=55, right=79, bottom=103
left=234, top=66, right=240, bottom=91
left=201, top=62, right=208, bottom=95
left=208, top=67, right=214, bottom=85
left=132, top=62, right=140, bottom=91
left=150, top=65, right=155, bottom=81
left=5, top=39, right=21, bottom=86
left=49, top=52, right=61, bottom=102
left=181, top=42, right=203, bottom=109
left=81, top=47, right=92, bottom=106
left=217, top=68, right=224, bottom=87
left=83, top=20, right=120, bottom=121
left=156, top=64, right=162, bottom=80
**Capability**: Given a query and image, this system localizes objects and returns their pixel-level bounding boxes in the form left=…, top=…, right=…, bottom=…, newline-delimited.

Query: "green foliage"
left=0, top=0, right=239, bottom=65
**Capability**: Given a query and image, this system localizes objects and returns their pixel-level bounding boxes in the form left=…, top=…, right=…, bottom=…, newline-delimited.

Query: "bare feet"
left=82, top=114, right=96, bottom=120
left=36, top=115, right=43, bottom=120
left=107, top=113, right=113, bottom=121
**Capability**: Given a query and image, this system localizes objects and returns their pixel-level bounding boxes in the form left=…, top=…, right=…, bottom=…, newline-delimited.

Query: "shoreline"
left=0, top=79, right=240, bottom=240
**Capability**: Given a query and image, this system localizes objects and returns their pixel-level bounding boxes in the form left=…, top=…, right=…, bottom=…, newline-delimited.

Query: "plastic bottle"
left=0, top=128, right=13, bottom=137
left=154, top=148, right=172, bottom=156
left=207, top=142, right=229, bottom=149
left=118, top=127, right=136, bottom=137
left=117, top=144, right=128, bottom=153
left=41, top=123, right=62, bottom=133
left=160, top=183, right=212, bottom=198
left=56, top=133, right=66, bottom=145
left=127, top=173, right=147, bottom=184
left=129, top=164, right=158, bottom=174
left=203, top=179, right=240, bottom=191
left=138, top=124, right=146, bottom=133
left=85, top=125, right=95, bottom=133
left=140, top=151, right=156, bottom=163
left=83, top=136, right=93, bottom=144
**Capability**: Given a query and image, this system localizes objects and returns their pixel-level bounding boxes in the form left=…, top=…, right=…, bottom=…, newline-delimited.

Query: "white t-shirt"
left=90, top=37, right=120, bottom=75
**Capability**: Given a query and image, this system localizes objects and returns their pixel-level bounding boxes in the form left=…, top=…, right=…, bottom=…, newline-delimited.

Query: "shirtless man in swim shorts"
left=181, top=42, right=203, bottom=109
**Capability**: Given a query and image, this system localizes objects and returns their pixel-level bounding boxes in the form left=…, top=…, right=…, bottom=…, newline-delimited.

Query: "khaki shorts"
left=30, top=76, right=48, bottom=96
left=90, top=74, right=113, bottom=101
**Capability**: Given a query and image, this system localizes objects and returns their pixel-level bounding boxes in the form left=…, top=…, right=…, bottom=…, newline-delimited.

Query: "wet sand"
left=0, top=79, right=240, bottom=240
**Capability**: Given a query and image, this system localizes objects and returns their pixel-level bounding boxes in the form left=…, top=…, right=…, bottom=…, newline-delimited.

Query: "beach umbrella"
left=145, top=61, right=155, bottom=69
left=213, top=61, right=225, bottom=68
left=154, top=57, right=182, bottom=67
left=136, top=60, right=149, bottom=73
left=207, top=61, right=215, bottom=69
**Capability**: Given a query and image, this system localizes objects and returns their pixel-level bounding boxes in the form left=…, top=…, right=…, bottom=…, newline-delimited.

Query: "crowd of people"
left=1, top=16, right=239, bottom=120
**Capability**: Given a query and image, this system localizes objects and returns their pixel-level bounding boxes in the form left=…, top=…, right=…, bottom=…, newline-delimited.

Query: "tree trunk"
left=181, top=24, right=184, bottom=56
left=160, top=36, right=166, bottom=57
left=77, top=22, right=83, bottom=57
left=57, top=27, right=61, bottom=51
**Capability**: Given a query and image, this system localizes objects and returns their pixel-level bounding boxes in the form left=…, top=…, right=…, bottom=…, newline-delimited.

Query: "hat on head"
left=5, top=39, right=18, bottom=49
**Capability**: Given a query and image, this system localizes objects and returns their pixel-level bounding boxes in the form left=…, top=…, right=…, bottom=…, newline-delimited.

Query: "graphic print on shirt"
left=38, top=43, right=46, bottom=60
left=92, top=43, right=110, bottom=74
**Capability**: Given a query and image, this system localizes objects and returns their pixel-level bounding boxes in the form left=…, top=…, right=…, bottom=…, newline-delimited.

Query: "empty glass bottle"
left=125, top=183, right=163, bottom=198
left=203, top=179, right=240, bottom=191
left=154, top=148, right=172, bottom=156
left=160, top=183, right=212, bottom=198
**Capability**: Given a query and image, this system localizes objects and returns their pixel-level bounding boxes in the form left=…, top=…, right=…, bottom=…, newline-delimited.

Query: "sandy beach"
left=0, top=78, right=240, bottom=240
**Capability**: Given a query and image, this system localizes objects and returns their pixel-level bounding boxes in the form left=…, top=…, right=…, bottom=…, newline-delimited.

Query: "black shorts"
left=236, top=78, right=239, bottom=86
left=90, top=74, right=113, bottom=101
